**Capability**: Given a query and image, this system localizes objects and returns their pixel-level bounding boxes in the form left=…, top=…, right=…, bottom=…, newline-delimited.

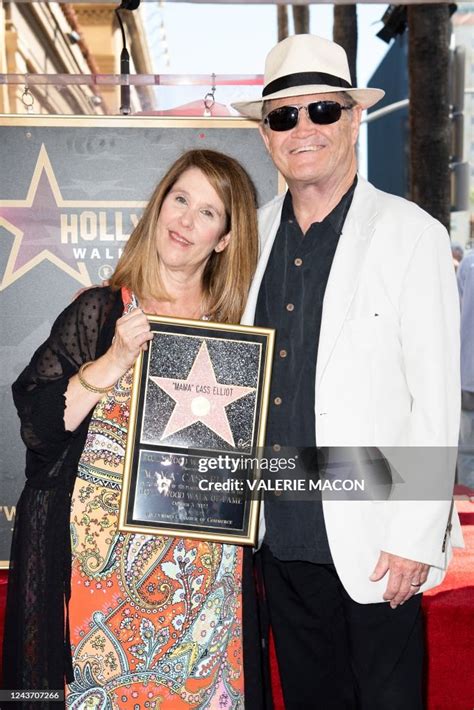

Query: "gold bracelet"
left=78, top=361, right=115, bottom=394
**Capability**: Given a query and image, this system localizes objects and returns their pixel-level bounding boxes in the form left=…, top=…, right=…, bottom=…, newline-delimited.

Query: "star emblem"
left=150, top=341, right=255, bottom=447
left=0, top=144, right=145, bottom=291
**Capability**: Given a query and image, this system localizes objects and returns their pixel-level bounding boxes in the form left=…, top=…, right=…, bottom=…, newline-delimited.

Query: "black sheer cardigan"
left=2, top=287, right=123, bottom=693
left=2, top=286, right=268, bottom=709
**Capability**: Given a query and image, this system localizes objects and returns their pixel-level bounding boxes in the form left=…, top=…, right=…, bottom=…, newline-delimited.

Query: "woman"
left=3, top=149, right=262, bottom=709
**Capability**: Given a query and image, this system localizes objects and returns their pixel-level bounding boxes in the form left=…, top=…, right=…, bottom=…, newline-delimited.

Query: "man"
left=233, top=35, right=462, bottom=709
left=451, top=240, right=464, bottom=272
left=457, top=249, right=474, bottom=487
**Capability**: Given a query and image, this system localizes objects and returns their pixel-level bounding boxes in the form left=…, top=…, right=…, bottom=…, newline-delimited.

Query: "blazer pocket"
left=345, top=315, right=398, bottom=348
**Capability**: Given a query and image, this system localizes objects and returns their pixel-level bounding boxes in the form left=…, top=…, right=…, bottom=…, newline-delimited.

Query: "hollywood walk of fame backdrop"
left=0, top=114, right=278, bottom=565
left=119, top=317, right=274, bottom=545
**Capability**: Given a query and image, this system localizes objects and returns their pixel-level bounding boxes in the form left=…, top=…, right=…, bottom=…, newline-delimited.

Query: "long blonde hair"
left=110, top=149, right=259, bottom=324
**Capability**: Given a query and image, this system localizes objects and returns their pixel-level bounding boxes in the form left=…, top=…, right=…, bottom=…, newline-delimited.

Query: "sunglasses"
left=263, top=100, right=352, bottom=132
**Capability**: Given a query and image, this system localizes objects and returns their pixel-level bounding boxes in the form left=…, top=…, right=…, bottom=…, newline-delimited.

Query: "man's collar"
left=327, top=175, right=358, bottom=235
left=281, top=174, right=358, bottom=233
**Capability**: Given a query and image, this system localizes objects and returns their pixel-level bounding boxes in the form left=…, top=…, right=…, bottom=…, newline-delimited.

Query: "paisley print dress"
left=66, top=364, right=244, bottom=708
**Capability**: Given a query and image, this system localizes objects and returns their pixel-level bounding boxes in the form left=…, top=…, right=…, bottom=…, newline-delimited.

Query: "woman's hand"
left=64, top=308, right=152, bottom=432
left=106, top=308, right=154, bottom=372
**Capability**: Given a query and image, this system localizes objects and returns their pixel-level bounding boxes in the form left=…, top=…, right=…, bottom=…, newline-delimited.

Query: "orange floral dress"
left=65, top=363, right=244, bottom=708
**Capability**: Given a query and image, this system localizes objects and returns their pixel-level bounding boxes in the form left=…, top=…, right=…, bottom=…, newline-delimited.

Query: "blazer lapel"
left=241, top=194, right=285, bottom=326
left=316, top=177, right=378, bottom=390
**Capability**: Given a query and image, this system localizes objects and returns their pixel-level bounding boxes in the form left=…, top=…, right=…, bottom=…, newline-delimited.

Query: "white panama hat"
left=232, top=34, right=385, bottom=120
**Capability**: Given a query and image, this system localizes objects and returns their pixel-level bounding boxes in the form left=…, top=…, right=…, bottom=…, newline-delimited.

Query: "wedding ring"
left=410, top=582, right=422, bottom=587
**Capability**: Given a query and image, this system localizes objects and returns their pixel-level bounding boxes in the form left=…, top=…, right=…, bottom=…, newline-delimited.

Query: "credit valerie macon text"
left=196, top=455, right=365, bottom=493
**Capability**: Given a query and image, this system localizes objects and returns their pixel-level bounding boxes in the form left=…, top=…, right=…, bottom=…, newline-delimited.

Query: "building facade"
left=0, top=1, right=155, bottom=115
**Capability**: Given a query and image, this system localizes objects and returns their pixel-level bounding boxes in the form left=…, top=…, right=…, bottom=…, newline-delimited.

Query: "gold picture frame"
left=118, top=315, right=274, bottom=546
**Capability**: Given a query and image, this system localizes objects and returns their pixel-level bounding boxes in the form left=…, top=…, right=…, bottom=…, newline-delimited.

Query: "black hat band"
left=263, top=71, right=352, bottom=97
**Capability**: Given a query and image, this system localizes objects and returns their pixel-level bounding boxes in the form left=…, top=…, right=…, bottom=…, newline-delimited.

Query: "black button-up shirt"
left=255, top=178, right=357, bottom=562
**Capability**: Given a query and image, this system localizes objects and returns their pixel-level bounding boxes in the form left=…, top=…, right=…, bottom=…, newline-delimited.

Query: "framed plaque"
left=118, top=316, right=275, bottom=545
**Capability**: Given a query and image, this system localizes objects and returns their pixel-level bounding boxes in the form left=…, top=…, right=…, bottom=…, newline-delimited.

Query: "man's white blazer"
left=242, top=176, right=463, bottom=604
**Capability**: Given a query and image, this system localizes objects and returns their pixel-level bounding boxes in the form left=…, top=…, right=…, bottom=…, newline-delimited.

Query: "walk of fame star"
left=150, top=340, right=255, bottom=447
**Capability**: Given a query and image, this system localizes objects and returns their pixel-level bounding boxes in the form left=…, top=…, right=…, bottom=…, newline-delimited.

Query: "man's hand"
left=370, top=551, right=430, bottom=609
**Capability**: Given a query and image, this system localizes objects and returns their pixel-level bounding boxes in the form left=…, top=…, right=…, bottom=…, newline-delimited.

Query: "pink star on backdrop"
left=0, top=146, right=90, bottom=287
left=0, top=168, right=73, bottom=271
left=0, top=144, right=146, bottom=290
left=150, top=340, right=255, bottom=447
